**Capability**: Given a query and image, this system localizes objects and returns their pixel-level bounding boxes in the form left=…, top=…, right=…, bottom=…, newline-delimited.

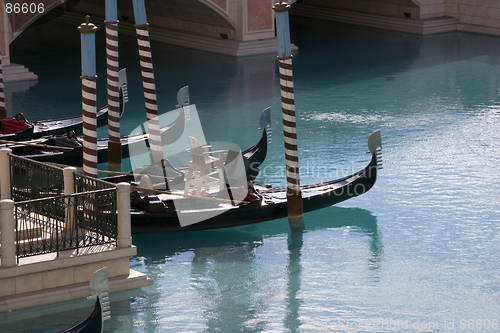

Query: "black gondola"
left=0, top=70, right=129, bottom=142
left=4, top=86, right=195, bottom=166
left=0, top=108, right=109, bottom=142
left=103, top=107, right=271, bottom=186
left=5, top=105, right=269, bottom=182
left=59, top=297, right=102, bottom=333
left=58, top=267, right=110, bottom=333
left=7, top=106, right=188, bottom=166
left=125, top=130, right=382, bottom=233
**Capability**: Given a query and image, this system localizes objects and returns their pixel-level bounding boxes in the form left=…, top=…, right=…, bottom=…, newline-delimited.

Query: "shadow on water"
left=131, top=205, right=381, bottom=264
left=126, top=205, right=381, bottom=333
left=283, top=208, right=381, bottom=333
left=0, top=206, right=381, bottom=333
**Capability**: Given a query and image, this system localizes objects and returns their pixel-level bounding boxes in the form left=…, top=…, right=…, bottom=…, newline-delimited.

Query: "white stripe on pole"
left=0, top=46, right=7, bottom=119
left=78, top=16, right=98, bottom=178
left=274, top=2, right=304, bottom=228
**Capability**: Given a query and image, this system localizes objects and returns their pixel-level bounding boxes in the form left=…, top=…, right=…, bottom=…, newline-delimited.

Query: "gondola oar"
left=131, top=185, right=248, bottom=205
left=0, top=138, right=75, bottom=150
left=47, top=162, right=176, bottom=181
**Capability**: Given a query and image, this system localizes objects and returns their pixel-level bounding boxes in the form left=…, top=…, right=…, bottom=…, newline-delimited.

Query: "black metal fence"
left=8, top=154, right=120, bottom=259
left=15, top=188, right=118, bottom=260
left=9, top=154, right=116, bottom=202
left=10, top=155, right=64, bottom=202
left=75, top=172, right=116, bottom=192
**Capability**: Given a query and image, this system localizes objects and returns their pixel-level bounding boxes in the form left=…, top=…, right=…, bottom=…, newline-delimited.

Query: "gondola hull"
left=59, top=297, right=102, bottom=333
left=9, top=107, right=188, bottom=165
left=10, top=106, right=269, bottom=177
left=128, top=152, right=379, bottom=233
left=0, top=108, right=108, bottom=142
left=102, top=124, right=269, bottom=188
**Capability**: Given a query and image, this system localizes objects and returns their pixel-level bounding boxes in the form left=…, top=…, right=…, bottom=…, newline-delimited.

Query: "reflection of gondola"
left=130, top=206, right=381, bottom=332
left=132, top=205, right=380, bottom=261
left=128, top=130, right=382, bottom=233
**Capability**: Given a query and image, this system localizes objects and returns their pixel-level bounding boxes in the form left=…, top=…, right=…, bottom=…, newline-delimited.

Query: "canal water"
left=2, top=15, right=500, bottom=332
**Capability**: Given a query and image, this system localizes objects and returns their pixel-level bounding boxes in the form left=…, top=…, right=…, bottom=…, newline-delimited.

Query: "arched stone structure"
left=288, top=0, right=421, bottom=19
left=1, top=0, right=75, bottom=65
left=4, top=0, right=500, bottom=83
left=17, top=0, right=282, bottom=57
left=0, top=0, right=281, bottom=81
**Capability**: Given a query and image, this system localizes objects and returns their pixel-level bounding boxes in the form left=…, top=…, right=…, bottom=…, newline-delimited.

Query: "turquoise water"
left=2, top=16, right=500, bottom=332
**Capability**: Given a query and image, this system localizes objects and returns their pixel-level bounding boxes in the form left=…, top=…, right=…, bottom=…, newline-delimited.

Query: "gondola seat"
left=139, top=175, right=154, bottom=190
left=0, top=113, right=33, bottom=135
left=184, top=136, right=227, bottom=196
left=134, top=159, right=185, bottom=190
left=52, top=131, right=82, bottom=148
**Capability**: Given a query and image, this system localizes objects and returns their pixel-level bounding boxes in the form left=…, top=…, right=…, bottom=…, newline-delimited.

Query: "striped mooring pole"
left=132, top=0, right=164, bottom=163
left=105, top=0, right=122, bottom=168
left=273, top=2, right=304, bottom=230
left=78, top=16, right=98, bottom=178
left=0, top=46, right=6, bottom=119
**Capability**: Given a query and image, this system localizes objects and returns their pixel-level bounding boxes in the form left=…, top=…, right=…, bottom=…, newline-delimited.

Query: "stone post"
left=63, top=167, right=77, bottom=230
left=1, top=199, right=17, bottom=267
left=0, top=147, right=11, bottom=200
left=117, top=182, right=132, bottom=248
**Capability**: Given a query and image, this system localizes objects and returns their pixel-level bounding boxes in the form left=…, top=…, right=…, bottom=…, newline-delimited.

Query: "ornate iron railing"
left=10, top=155, right=64, bottom=201
left=15, top=188, right=117, bottom=259
left=74, top=172, right=116, bottom=192
left=9, top=154, right=116, bottom=200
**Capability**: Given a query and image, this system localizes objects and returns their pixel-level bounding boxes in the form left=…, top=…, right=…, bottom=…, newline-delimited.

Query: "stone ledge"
left=0, top=245, right=137, bottom=279
left=0, top=245, right=150, bottom=312
left=2, top=64, right=38, bottom=83
left=457, top=23, right=500, bottom=37
left=289, top=4, right=460, bottom=35
left=0, top=268, right=153, bottom=313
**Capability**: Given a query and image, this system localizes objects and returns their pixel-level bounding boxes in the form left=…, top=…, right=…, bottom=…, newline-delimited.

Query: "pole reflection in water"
left=124, top=206, right=381, bottom=332
left=0, top=206, right=381, bottom=332
left=285, top=231, right=303, bottom=333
